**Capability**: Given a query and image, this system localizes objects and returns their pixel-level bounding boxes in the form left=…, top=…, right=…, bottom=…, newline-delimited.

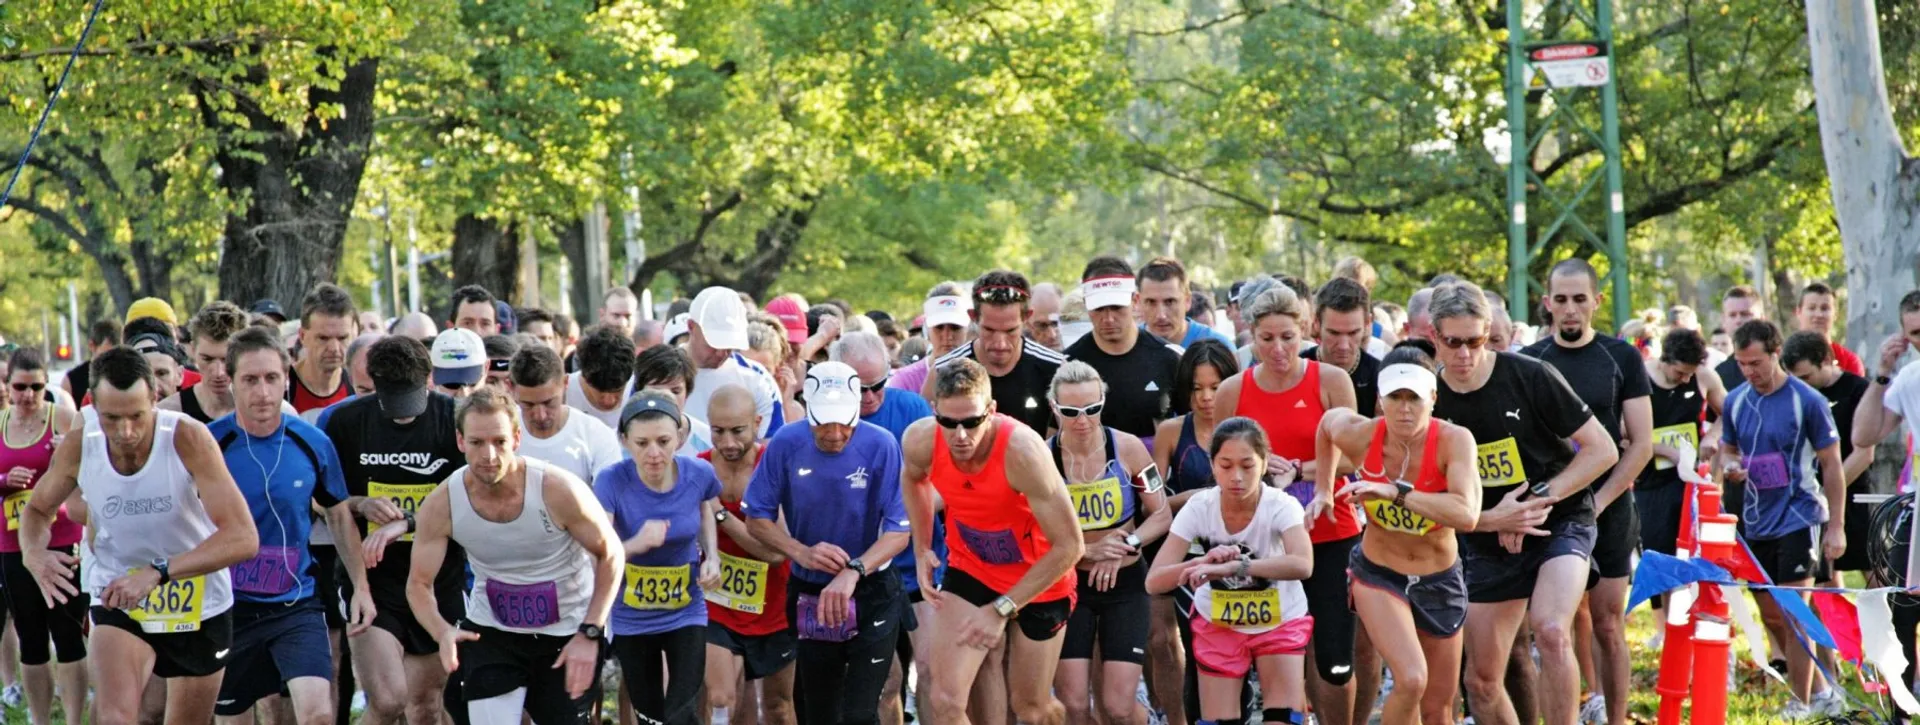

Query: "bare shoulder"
left=156, top=393, right=182, bottom=412
left=901, top=418, right=938, bottom=467
left=1114, top=430, right=1153, bottom=472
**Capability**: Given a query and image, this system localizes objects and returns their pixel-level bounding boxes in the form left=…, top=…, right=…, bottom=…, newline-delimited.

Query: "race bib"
left=1363, top=499, right=1436, bottom=535
left=4, top=490, right=29, bottom=531
left=621, top=564, right=691, bottom=610
left=956, top=521, right=1024, bottom=566
left=1747, top=452, right=1790, bottom=491
left=486, top=580, right=561, bottom=629
left=128, top=575, right=206, bottom=633
left=1210, top=588, right=1281, bottom=629
left=709, top=554, right=768, bottom=614
left=795, top=593, right=858, bottom=642
left=1068, top=478, right=1124, bottom=530
left=230, top=545, right=300, bottom=596
left=1476, top=438, right=1527, bottom=488
left=1652, top=423, right=1700, bottom=471
left=367, top=482, right=435, bottom=542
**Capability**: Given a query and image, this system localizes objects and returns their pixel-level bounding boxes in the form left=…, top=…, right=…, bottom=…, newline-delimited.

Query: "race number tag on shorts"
left=1363, top=499, right=1436, bottom=535
left=1476, top=438, right=1527, bottom=488
left=795, top=593, right=858, bottom=642
left=1652, top=423, right=1700, bottom=471
left=710, top=553, right=768, bottom=614
left=1284, top=480, right=1315, bottom=509
left=367, top=482, right=435, bottom=542
left=231, top=545, right=300, bottom=596
left=1746, top=452, right=1790, bottom=490
left=621, top=564, right=691, bottom=610
left=486, top=580, right=561, bottom=629
left=956, top=521, right=1023, bottom=566
left=3, top=491, right=30, bottom=531
left=1068, top=478, right=1124, bottom=530
left=128, top=575, right=206, bottom=633
left=1210, top=588, right=1281, bottom=629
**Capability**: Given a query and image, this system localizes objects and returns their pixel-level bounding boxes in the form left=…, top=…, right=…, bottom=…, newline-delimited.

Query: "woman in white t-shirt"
left=1146, top=417, right=1312, bottom=725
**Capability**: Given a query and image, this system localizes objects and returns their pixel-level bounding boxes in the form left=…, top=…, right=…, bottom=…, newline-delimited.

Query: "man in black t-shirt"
left=1065, top=256, right=1182, bottom=445
left=1427, top=281, right=1618, bottom=725
left=1782, top=331, right=1878, bottom=575
left=924, top=269, right=1065, bottom=434
left=1304, top=278, right=1383, bottom=417
left=323, top=336, right=470, bottom=725
left=1518, top=260, right=1653, bottom=725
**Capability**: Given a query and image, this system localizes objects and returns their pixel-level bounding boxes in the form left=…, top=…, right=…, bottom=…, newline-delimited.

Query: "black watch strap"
left=1878, top=375, right=1894, bottom=386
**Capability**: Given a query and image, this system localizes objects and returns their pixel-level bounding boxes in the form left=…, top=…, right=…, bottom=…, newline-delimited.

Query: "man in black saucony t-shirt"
left=1304, top=278, right=1383, bottom=418
left=1427, top=281, right=1618, bottom=725
left=1066, top=256, right=1182, bottom=447
left=1519, top=259, right=1653, bottom=725
left=323, top=336, right=469, bottom=725
left=923, top=269, right=1065, bottom=434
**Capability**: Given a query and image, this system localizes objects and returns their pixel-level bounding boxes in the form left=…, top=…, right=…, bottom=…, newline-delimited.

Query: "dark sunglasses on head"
left=936, top=413, right=991, bottom=430
left=1055, top=400, right=1104, bottom=418
left=1438, top=335, right=1487, bottom=350
left=10, top=383, right=43, bottom=393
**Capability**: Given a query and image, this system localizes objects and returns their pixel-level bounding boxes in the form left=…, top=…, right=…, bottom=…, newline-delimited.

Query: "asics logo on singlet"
left=99, top=495, right=173, bottom=520
left=359, top=452, right=449, bottom=476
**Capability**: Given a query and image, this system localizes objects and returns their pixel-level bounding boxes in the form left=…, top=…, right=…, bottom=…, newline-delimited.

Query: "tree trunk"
left=206, top=55, right=380, bottom=311
left=450, top=214, right=521, bottom=305
left=553, top=216, right=592, bottom=322
left=1806, top=0, right=1920, bottom=488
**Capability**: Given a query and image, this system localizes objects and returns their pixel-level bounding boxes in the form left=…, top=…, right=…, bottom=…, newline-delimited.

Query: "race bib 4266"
left=1210, top=588, right=1281, bottom=629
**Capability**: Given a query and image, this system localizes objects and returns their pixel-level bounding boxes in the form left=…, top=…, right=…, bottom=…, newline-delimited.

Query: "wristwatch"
left=1123, top=533, right=1142, bottom=549
left=404, top=512, right=418, bottom=535
left=577, top=623, right=605, bottom=640
left=150, top=557, right=171, bottom=585
left=991, top=595, right=1018, bottom=618
left=714, top=509, right=730, bottom=524
left=847, top=558, right=868, bottom=578
left=1878, top=375, right=1893, bottom=386
left=1393, top=481, right=1414, bottom=507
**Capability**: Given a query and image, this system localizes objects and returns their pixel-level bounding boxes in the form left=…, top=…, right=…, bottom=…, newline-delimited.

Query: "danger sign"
left=1526, top=42, right=1611, bottom=89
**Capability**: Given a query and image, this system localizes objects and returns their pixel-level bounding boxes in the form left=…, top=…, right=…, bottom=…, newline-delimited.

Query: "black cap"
left=373, top=380, right=430, bottom=419
left=250, top=299, right=288, bottom=322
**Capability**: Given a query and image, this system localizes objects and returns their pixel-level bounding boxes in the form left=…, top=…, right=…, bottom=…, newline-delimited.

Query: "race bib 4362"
left=128, top=575, right=206, bottom=633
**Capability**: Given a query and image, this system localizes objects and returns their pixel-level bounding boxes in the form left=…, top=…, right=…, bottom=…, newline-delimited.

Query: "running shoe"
left=1, top=684, right=19, bottom=710
left=1578, top=693, right=1606, bottom=724
left=1782, top=699, right=1814, bottom=721
left=1811, top=687, right=1845, bottom=718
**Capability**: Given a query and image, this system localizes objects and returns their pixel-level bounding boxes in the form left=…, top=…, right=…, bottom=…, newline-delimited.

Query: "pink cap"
left=764, top=297, right=808, bottom=344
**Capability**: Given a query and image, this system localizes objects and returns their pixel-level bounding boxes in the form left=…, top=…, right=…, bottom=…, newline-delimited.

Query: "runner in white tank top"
left=18, top=348, right=259, bottom=725
left=383, top=388, right=620, bottom=725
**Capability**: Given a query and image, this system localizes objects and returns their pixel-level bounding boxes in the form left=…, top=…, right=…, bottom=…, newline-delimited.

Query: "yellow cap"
left=125, top=297, right=178, bottom=327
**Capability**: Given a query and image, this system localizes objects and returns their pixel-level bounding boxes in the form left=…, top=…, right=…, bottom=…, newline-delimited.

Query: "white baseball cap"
left=663, top=313, right=691, bottom=345
left=1377, top=363, right=1438, bottom=401
left=430, top=328, right=486, bottom=387
left=922, top=295, right=971, bottom=329
left=804, top=361, right=862, bottom=427
left=689, top=287, right=749, bottom=350
left=1081, top=275, right=1137, bottom=311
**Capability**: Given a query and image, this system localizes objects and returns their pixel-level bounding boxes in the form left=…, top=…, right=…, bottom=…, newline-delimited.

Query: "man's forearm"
left=748, top=518, right=809, bottom=564
left=1000, top=543, right=1080, bottom=608
left=586, top=547, right=618, bottom=627
left=856, top=531, right=909, bottom=572
left=406, top=579, right=452, bottom=639
left=329, top=504, right=373, bottom=592
left=169, top=529, right=258, bottom=580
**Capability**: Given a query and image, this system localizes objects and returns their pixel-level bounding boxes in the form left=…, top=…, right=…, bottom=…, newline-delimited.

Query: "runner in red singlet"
left=901, top=358, right=1082, bottom=725
left=1315, top=345, right=1482, bottom=725
left=1213, top=285, right=1364, bottom=723
left=699, top=386, right=796, bottom=725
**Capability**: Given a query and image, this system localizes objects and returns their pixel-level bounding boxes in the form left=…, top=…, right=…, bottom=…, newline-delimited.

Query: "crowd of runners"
left=0, top=253, right=1908, bottom=725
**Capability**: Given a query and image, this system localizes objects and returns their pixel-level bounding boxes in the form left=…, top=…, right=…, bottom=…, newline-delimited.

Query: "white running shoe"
left=1, top=683, right=20, bottom=709
left=1782, top=699, right=1814, bottom=721
left=1578, top=694, right=1607, bottom=724
left=1812, top=688, right=1846, bottom=718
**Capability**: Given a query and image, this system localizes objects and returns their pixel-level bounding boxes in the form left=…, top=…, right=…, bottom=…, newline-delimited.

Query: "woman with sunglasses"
left=1148, top=339, right=1240, bottom=725
left=1146, top=417, right=1311, bottom=725
left=0, top=348, right=88, bottom=725
left=1047, top=361, right=1170, bottom=725
left=1213, top=286, right=1363, bottom=723
left=1313, top=344, right=1481, bottom=724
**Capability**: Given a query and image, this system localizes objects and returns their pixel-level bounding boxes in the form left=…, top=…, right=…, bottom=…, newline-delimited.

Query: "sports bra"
left=1356, top=419, right=1448, bottom=536
left=1049, top=428, right=1138, bottom=532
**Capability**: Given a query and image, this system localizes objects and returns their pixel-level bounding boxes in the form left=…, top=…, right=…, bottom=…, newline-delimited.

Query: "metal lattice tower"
left=1504, top=0, right=1629, bottom=329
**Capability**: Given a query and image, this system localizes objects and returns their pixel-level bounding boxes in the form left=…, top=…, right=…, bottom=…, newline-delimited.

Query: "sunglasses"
left=861, top=375, right=890, bottom=394
left=1055, top=400, right=1105, bottom=418
left=440, top=382, right=473, bottom=392
left=10, top=383, right=43, bottom=393
left=936, top=413, right=991, bottom=430
left=1438, top=335, right=1487, bottom=350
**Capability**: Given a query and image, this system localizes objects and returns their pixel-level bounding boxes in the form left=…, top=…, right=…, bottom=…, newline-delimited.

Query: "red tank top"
left=1356, top=420, right=1448, bottom=536
left=1236, top=362, right=1362, bottom=543
left=287, top=367, right=349, bottom=413
left=699, top=447, right=791, bottom=635
left=0, top=411, right=81, bottom=553
left=930, top=415, right=1076, bottom=603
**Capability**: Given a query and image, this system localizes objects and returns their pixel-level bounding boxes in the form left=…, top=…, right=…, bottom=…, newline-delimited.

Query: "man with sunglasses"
left=1518, top=259, right=1654, bottom=725
left=1065, top=257, right=1182, bottom=447
left=1425, top=281, right=1618, bottom=725
left=901, top=358, right=1082, bottom=725
left=922, top=270, right=1065, bottom=436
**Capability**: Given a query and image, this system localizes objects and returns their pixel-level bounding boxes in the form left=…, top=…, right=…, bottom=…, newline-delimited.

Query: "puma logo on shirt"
left=1505, top=409, right=1522, bottom=421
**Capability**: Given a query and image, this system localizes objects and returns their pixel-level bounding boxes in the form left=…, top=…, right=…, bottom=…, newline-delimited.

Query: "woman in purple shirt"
left=593, top=392, right=722, bottom=725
